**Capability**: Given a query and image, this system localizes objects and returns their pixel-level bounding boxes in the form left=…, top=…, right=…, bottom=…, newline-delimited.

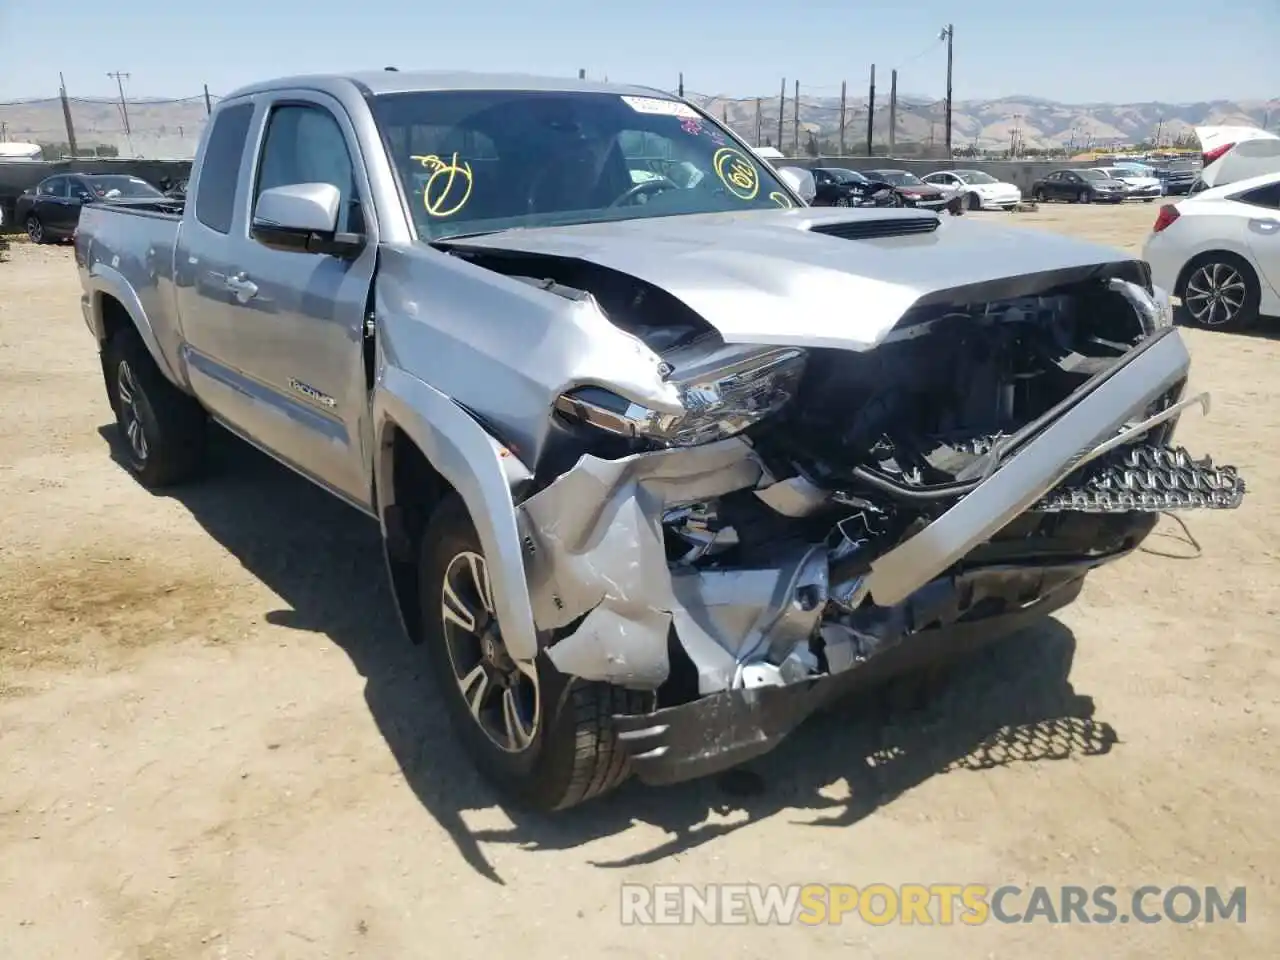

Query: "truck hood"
left=440, top=208, right=1140, bottom=351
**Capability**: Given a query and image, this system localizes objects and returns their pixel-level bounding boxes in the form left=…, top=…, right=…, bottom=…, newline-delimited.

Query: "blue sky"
left=1, top=0, right=1276, bottom=104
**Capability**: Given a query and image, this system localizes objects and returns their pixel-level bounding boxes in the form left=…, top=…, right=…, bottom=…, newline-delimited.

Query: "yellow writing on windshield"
left=411, top=152, right=474, bottom=218
left=712, top=147, right=760, bottom=201
left=769, top=191, right=795, bottom=208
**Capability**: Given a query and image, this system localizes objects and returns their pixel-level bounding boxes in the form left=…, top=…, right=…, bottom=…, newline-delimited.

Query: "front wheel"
left=418, top=494, right=651, bottom=811
left=967, top=191, right=982, bottom=211
left=25, top=215, right=47, bottom=244
left=1033, top=188, right=1046, bottom=202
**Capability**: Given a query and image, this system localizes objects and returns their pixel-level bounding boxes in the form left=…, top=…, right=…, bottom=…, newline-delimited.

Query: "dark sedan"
left=14, top=173, right=168, bottom=243
left=863, top=168, right=953, bottom=210
left=810, top=167, right=901, bottom=207
left=1029, top=168, right=1128, bottom=204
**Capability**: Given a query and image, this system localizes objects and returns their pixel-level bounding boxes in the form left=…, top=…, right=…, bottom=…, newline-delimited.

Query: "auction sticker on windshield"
left=620, top=95, right=699, bottom=118
left=713, top=147, right=760, bottom=200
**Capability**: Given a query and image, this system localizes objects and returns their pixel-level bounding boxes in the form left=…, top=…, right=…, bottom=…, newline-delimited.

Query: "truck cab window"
left=195, top=102, right=255, bottom=234
left=255, top=104, right=364, bottom=234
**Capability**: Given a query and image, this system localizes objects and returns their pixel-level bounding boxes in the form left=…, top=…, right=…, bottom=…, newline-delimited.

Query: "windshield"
left=84, top=175, right=163, bottom=199
left=868, top=170, right=921, bottom=186
left=955, top=170, right=997, bottom=184
left=824, top=167, right=868, bottom=184
left=370, top=89, right=800, bottom=240
left=1078, top=169, right=1108, bottom=180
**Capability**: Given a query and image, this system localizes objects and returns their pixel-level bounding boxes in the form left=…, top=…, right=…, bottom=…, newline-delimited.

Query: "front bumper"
left=613, top=569, right=1086, bottom=785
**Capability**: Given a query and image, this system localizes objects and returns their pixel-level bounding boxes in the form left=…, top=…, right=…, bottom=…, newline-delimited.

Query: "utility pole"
left=1154, top=116, right=1164, bottom=148
left=777, top=78, right=786, bottom=152
left=578, top=68, right=586, bottom=79
left=59, top=72, right=79, bottom=156
left=888, top=69, right=898, bottom=156
left=0, top=121, right=6, bottom=142
left=941, top=23, right=954, bottom=156
left=866, top=64, right=876, bottom=156
left=678, top=72, right=684, bottom=97
left=107, top=71, right=131, bottom=136
left=793, top=79, right=800, bottom=156
left=203, top=83, right=213, bottom=115
left=754, top=97, right=763, bottom=146
left=838, top=81, right=847, bottom=156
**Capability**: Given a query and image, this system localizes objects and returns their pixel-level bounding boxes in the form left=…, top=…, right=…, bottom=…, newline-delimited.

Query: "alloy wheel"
left=1184, top=263, right=1247, bottom=327
left=440, top=550, right=540, bottom=753
left=116, top=360, right=149, bottom=462
left=26, top=216, right=42, bottom=243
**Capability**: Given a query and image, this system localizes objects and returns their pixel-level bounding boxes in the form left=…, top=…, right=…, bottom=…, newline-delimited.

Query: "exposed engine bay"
left=451, top=246, right=1246, bottom=711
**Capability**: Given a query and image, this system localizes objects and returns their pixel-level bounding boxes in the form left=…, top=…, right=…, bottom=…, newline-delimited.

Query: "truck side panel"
left=76, top=204, right=189, bottom=390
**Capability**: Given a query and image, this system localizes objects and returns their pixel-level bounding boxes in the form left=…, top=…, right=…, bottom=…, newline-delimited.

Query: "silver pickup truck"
left=75, top=70, right=1245, bottom=812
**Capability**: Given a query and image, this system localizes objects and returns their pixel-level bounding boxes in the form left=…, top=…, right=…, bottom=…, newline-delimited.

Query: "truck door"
left=183, top=91, right=378, bottom=508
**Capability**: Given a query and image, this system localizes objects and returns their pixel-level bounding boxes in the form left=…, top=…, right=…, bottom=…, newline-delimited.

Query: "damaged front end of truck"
left=435, top=216, right=1247, bottom=787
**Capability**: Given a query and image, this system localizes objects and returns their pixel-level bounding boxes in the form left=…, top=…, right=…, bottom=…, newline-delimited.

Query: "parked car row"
left=809, top=166, right=1022, bottom=213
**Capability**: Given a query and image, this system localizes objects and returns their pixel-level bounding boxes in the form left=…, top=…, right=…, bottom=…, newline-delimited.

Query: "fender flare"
left=84, top=265, right=185, bottom=388
left=373, top=367, right=539, bottom=661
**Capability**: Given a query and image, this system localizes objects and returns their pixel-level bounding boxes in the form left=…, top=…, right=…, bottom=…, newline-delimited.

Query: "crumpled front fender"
left=373, top=367, right=539, bottom=660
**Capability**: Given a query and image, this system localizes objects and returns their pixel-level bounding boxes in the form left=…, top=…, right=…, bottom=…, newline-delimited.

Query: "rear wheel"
left=102, top=326, right=208, bottom=487
left=1176, top=253, right=1261, bottom=332
left=418, top=494, right=652, bottom=811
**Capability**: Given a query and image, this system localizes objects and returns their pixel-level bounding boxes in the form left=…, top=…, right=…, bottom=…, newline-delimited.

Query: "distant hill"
left=1, top=91, right=1276, bottom=159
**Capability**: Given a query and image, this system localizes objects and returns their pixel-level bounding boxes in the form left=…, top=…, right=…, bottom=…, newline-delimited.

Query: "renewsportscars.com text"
left=620, top=883, right=1247, bottom=926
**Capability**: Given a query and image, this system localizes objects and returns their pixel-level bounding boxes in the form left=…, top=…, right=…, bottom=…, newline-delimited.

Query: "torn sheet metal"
left=518, top=437, right=767, bottom=692
left=866, top=327, right=1192, bottom=607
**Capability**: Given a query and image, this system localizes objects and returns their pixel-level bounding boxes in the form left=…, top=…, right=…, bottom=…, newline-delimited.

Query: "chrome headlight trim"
left=555, top=347, right=808, bottom=447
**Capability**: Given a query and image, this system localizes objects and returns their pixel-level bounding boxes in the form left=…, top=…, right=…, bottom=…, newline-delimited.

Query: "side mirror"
left=251, top=182, right=364, bottom=257
left=776, top=166, right=816, bottom=204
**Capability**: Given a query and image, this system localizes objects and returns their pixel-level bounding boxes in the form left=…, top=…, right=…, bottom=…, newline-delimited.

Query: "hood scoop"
left=808, top=215, right=940, bottom=241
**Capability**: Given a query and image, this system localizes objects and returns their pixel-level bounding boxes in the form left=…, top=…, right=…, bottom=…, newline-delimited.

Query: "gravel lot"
left=2, top=203, right=1277, bottom=958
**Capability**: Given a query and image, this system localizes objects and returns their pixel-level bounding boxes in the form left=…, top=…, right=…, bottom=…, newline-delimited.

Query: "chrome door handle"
left=1249, top=218, right=1280, bottom=234
left=224, top=272, right=259, bottom=302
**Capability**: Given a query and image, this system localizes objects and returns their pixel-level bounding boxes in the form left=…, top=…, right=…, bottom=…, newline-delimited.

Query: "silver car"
left=74, top=71, right=1246, bottom=811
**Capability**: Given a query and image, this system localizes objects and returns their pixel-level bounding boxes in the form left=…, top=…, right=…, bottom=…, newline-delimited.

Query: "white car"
left=921, top=169, right=1021, bottom=210
left=1096, top=166, right=1163, bottom=201
left=1142, top=170, right=1280, bottom=331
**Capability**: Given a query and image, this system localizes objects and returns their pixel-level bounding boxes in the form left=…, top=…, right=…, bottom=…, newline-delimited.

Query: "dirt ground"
left=1, top=203, right=1277, bottom=959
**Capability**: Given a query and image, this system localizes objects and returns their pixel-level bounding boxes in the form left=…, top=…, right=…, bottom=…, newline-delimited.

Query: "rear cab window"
left=195, top=102, right=255, bottom=234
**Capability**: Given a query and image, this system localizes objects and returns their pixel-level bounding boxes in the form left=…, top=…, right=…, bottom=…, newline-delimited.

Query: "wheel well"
left=381, top=425, right=456, bottom=644
left=99, top=294, right=130, bottom=344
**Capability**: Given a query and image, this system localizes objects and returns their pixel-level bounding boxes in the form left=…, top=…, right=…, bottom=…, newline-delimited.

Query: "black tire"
left=1143, top=197, right=1155, bottom=203
left=102, top=326, right=208, bottom=487
left=418, top=494, right=651, bottom=812
left=1077, top=189, right=1090, bottom=204
left=1033, top=188, right=1046, bottom=202
left=26, top=215, right=48, bottom=244
left=1175, top=252, right=1261, bottom=333
left=967, top=191, right=982, bottom=211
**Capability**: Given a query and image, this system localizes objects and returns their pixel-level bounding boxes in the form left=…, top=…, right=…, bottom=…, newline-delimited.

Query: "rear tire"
left=102, top=326, right=208, bottom=487
left=1175, top=252, right=1261, bottom=333
left=418, top=494, right=652, bottom=812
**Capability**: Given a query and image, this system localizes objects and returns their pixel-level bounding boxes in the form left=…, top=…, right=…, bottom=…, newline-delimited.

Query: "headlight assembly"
left=1108, top=278, right=1173, bottom=336
left=554, top=345, right=808, bottom=447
